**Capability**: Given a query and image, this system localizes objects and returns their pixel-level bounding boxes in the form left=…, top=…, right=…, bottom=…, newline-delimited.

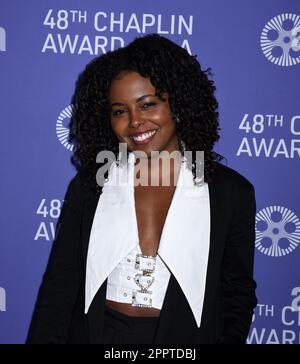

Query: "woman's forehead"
left=108, top=72, right=155, bottom=101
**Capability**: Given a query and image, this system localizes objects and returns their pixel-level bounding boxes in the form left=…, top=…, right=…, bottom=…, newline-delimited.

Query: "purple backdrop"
left=0, top=0, right=300, bottom=344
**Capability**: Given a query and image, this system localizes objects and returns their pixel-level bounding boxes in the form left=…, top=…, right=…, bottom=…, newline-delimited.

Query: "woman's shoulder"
left=211, top=161, right=255, bottom=193
left=66, top=171, right=85, bottom=196
left=64, top=171, right=99, bottom=205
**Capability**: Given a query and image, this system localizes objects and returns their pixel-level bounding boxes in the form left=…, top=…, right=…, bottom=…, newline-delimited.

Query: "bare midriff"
left=105, top=300, right=161, bottom=317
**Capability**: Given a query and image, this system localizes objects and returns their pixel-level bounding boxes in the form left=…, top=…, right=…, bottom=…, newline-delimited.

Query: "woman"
left=27, top=34, right=257, bottom=344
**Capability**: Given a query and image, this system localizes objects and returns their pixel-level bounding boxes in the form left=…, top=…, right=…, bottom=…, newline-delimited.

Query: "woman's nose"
left=128, top=108, right=144, bottom=127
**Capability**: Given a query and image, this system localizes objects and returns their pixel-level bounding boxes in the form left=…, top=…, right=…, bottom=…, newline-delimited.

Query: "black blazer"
left=26, top=161, right=257, bottom=344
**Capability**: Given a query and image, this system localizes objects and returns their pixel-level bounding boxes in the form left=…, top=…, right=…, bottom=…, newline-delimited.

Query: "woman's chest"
left=134, top=186, right=176, bottom=256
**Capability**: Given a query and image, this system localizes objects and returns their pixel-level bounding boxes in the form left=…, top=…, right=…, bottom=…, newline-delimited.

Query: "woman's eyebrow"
left=111, top=101, right=125, bottom=107
left=111, top=94, right=155, bottom=107
left=136, top=94, right=155, bottom=102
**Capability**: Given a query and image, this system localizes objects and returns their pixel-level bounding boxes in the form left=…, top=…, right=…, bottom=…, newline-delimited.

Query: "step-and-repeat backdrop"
left=0, top=0, right=299, bottom=344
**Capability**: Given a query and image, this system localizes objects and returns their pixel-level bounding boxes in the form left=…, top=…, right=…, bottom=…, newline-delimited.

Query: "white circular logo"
left=56, top=105, right=74, bottom=151
left=260, top=13, right=300, bottom=66
left=255, top=206, right=300, bottom=257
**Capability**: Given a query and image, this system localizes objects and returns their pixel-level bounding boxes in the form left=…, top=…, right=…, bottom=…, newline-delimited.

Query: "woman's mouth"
left=129, top=129, right=158, bottom=145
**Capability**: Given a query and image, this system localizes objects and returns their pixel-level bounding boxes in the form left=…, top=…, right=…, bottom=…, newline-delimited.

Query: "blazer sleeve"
left=219, top=180, right=257, bottom=344
left=26, top=173, right=85, bottom=344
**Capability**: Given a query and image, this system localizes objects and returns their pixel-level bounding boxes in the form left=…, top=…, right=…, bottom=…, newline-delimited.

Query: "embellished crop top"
left=106, top=244, right=171, bottom=309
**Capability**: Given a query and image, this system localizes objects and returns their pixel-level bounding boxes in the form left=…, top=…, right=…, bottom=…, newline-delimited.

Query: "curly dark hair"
left=69, top=33, right=225, bottom=195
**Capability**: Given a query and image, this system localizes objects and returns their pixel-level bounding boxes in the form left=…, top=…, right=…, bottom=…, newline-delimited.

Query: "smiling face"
left=108, top=71, right=179, bottom=158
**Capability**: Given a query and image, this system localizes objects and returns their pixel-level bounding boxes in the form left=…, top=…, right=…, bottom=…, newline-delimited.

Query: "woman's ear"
left=172, top=114, right=180, bottom=123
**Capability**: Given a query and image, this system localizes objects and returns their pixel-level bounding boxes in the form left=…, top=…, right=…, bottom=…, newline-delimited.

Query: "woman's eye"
left=142, top=102, right=156, bottom=109
left=112, top=109, right=124, bottom=116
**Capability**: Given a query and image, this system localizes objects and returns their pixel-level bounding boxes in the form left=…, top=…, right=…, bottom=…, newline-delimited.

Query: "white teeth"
left=131, top=130, right=156, bottom=142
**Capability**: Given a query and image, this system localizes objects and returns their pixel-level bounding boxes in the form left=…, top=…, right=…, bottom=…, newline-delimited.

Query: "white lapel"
left=85, top=152, right=138, bottom=313
left=157, top=160, right=211, bottom=327
left=85, top=152, right=211, bottom=329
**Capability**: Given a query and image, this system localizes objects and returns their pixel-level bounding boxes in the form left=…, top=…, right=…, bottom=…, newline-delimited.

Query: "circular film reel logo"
left=56, top=105, right=74, bottom=151
left=255, top=206, right=300, bottom=257
left=260, top=13, right=300, bottom=66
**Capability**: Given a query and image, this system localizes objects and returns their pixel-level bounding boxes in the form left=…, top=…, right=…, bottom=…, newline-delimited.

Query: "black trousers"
left=102, top=305, right=160, bottom=344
